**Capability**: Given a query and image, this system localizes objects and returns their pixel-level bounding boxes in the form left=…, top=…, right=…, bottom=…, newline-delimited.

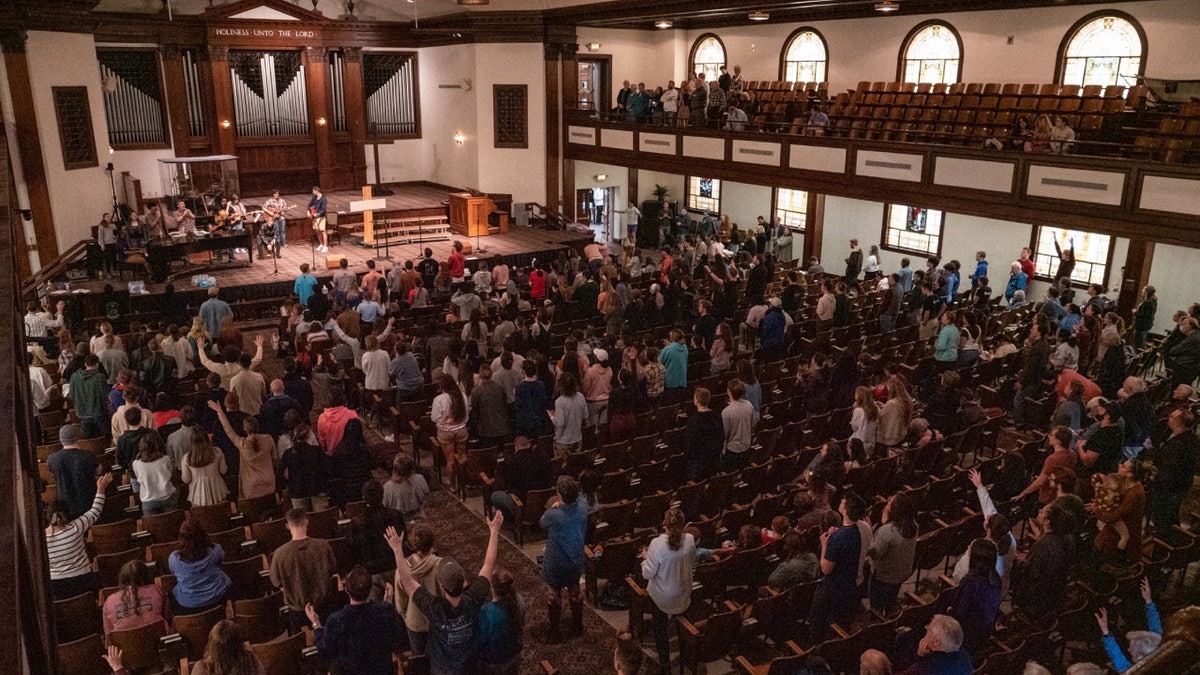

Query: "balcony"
left=564, top=109, right=1200, bottom=246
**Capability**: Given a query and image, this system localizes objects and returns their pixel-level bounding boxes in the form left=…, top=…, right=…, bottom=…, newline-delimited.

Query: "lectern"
left=449, top=193, right=509, bottom=237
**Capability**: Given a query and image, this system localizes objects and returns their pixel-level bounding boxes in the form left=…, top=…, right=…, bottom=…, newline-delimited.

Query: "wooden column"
left=2, top=30, right=57, bottom=264
left=560, top=44, right=578, bottom=211
left=544, top=43, right=562, bottom=212
left=207, top=46, right=236, bottom=155
left=628, top=168, right=638, bottom=206
left=802, top=192, right=825, bottom=264
left=304, top=46, right=335, bottom=190
left=159, top=46, right=192, bottom=158
left=341, top=47, right=367, bottom=187
left=1118, top=237, right=1155, bottom=318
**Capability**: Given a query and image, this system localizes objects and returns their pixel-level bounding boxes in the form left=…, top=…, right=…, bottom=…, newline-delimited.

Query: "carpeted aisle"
left=421, top=490, right=618, bottom=675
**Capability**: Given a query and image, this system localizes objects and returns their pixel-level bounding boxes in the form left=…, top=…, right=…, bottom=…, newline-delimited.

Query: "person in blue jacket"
left=539, top=475, right=588, bottom=643
left=1097, top=576, right=1162, bottom=672
left=969, top=251, right=988, bottom=290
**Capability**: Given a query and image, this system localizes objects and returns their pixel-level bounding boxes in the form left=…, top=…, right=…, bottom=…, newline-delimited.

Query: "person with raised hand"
left=387, top=511, right=503, bottom=675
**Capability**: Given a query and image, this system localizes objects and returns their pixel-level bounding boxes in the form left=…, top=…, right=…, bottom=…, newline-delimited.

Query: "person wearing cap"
left=387, top=511, right=504, bottom=674
left=758, top=297, right=790, bottom=361
left=581, top=349, right=613, bottom=428
left=1079, top=400, right=1126, bottom=478
left=47, top=424, right=100, bottom=519
left=539, top=475, right=588, bottom=643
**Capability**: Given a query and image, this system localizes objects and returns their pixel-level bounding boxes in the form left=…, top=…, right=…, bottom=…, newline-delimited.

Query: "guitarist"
left=308, top=185, right=329, bottom=253
left=263, top=189, right=292, bottom=251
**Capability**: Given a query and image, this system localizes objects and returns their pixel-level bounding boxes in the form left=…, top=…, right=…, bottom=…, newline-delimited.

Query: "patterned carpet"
left=420, top=490, right=619, bottom=675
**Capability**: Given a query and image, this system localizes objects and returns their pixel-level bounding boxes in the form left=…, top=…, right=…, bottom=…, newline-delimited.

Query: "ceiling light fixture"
left=875, top=1, right=899, bottom=12
left=749, top=11, right=769, bottom=21
left=654, top=19, right=673, bottom=29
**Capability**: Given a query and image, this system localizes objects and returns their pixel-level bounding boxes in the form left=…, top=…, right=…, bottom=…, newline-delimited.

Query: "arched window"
left=1058, top=13, right=1145, bottom=89
left=690, top=35, right=726, bottom=82
left=899, top=21, right=961, bottom=85
left=780, top=28, right=828, bottom=84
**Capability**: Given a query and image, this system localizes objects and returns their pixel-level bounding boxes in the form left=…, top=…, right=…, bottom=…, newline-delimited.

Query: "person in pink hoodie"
left=317, top=387, right=359, bottom=455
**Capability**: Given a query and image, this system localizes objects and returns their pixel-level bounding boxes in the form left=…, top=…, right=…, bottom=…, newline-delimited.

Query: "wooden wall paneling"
left=1118, top=238, right=1154, bottom=317
left=207, top=46, right=236, bottom=155
left=544, top=44, right=562, bottom=211
left=159, top=46, right=193, bottom=157
left=304, top=46, right=337, bottom=190
left=802, top=192, right=825, bottom=264
left=341, top=47, right=368, bottom=187
left=2, top=38, right=59, bottom=261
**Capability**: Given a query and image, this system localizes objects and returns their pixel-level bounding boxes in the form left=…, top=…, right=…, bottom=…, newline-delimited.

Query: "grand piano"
left=147, top=231, right=254, bottom=282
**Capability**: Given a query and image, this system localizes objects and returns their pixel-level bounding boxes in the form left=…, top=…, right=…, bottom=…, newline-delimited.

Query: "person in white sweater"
left=361, top=334, right=392, bottom=392
left=640, top=507, right=696, bottom=674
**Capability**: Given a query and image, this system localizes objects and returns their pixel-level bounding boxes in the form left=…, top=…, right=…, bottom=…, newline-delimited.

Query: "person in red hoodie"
left=529, top=264, right=546, bottom=300
left=447, top=241, right=466, bottom=280
left=317, top=387, right=359, bottom=456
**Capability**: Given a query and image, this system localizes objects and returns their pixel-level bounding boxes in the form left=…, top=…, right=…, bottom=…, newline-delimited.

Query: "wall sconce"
left=594, top=174, right=607, bottom=182
left=317, top=117, right=327, bottom=127
left=586, top=43, right=601, bottom=52
left=221, top=119, right=231, bottom=129
left=108, top=146, right=114, bottom=155
left=454, top=132, right=465, bottom=145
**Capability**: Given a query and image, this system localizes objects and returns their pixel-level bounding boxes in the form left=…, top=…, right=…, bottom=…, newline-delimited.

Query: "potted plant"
left=652, top=184, right=670, bottom=203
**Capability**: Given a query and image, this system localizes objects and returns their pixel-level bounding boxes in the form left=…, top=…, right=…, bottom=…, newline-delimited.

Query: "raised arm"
left=479, top=510, right=504, bottom=580
left=206, top=400, right=241, bottom=441
left=385, top=526, right=421, bottom=597
left=250, top=334, right=264, bottom=368
left=968, top=468, right=998, bottom=518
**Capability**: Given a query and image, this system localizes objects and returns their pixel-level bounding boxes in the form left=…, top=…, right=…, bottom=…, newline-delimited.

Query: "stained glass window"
left=691, top=36, right=726, bottom=82
left=688, top=176, right=721, bottom=213
left=1061, top=15, right=1143, bottom=90
left=902, top=23, right=960, bottom=85
left=783, top=31, right=827, bottom=84
left=882, top=204, right=942, bottom=256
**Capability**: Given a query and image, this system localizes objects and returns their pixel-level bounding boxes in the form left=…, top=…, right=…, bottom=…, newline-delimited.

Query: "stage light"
left=875, top=1, right=899, bottom=12
left=221, top=119, right=231, bottom=129
left=749, top=11, right=769, bottom=21
left=654, top=20, right=673, bottom=29
left=317, top=117, right=327, bottom=127
left=454, top=132, right=465, bottom=145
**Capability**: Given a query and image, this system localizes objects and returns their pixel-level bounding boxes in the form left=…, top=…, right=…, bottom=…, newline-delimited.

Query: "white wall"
left=721, top=181, right=772, bottom=229
left=25, top=31, right=115, bottom=248
left=636, top=169, right=685, bottom=207
left=576, top=27, right=683, bottom=110
left=1148, top=243, right=1197, bottom=333
left=111, top=147, right=178, bottom=203
left=474, top=43, right=547, bottom=203
left=418, top=44, right=480, bottom=191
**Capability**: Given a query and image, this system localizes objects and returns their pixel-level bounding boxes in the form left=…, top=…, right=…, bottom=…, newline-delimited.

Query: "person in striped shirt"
left=45, top=472, right=114, bottom=599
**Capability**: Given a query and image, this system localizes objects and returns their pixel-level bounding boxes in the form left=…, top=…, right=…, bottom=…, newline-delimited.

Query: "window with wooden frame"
left=881, top=203, right=943, bottom=256
left=689, top=35, right=726, bottom=82
left=687, top=177, right=721, bottom=213
left=1030, top=225, right=1112, bottom=286
left=899, top=21, right=962, bottom=85
left=363, top=51, right=420, bottom=139
left=1057, top=12, right=1146, bottom=90
left=493, top=84, right=528, bottom=149
left=52, top=86, right=98, bottom=170
left=780, top=29, right=828, bottom=84
left=774, top=188, right=808, bottom=232
left=96, top=48, right=168, bottom=148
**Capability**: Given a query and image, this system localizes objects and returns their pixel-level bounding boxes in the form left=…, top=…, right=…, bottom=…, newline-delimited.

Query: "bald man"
left=258, top=378, right=302, bottom=439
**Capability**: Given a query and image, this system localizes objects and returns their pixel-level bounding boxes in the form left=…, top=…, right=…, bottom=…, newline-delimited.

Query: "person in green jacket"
left=68, top=354, right=111, bottom=439
left=1133, top=285, right=1157, bottom=349
left=935, top=310, right=961, bottom=369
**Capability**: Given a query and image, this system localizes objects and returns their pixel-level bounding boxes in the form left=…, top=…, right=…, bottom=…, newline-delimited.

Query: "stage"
left=58, top=219, right=592, bottom=324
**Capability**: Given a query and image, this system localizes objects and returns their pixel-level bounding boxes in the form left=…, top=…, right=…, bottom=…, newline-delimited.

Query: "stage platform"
left=262, top=183, right=451, bottom=217
left=61, top=223, right=591, bottom=324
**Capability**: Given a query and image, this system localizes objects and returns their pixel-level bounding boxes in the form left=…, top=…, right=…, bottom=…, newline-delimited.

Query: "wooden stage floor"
left=256, top=183, right=451, bottom=215
left=73, top=225, right=591, bottom=296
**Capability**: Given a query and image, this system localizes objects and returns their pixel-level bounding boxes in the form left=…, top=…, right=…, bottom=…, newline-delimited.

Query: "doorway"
left=575, top=186, right=618, bottom=243
left=577, top=55, right=611, bottom=112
